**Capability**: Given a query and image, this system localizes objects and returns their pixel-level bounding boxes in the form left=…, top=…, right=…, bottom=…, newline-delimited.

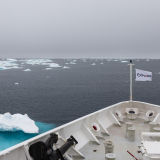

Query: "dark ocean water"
left=0, top=59, right=160, bottom=150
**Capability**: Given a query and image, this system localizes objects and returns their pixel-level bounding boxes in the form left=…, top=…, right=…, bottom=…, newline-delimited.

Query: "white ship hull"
left=0, top=101, right=160, bottom=160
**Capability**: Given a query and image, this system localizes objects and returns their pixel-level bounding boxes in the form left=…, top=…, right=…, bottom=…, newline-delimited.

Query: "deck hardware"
left=128, top=127, right=136, bottom=142
left=104, top=141, right=114, bottom=154
left=29, top=133, right=78, bottom=160
left=105, top=153, right=116, bottom=160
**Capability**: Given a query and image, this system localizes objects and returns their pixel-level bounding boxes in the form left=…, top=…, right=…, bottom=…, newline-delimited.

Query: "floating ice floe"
left=63, top=66, right=70, bottom=69
left=24, top=69, right=31, bottom=71
left=65, top=63, right=69, bottom=64
left=0, top=112, right=39, bottom=133
left=0, top=59, right=20, bottom=70
left=120, top=61, right=128, bottom=63
left=146, top=59, right=149, bottom=61
left=0, top=66, right=8, bottom=70
left=70, top=62, right=76, bottom=64
left=45, top=68, right=52, bottom=70
left=91, top=63, right=96, bottom=65
left=101, top=62, right=104, bottom=64
left=7, top=58, right=17, bottom=62
left=137, top=60, right=139, bottom=61
left=24, top=59, right=52, bottom=65
left=49, top=63, right=61, bottom=67
left=15, top=83, right=18, bottom=85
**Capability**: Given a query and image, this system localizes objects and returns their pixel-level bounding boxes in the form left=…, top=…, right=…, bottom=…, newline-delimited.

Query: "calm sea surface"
left=0, top=59, right=160, bottom=150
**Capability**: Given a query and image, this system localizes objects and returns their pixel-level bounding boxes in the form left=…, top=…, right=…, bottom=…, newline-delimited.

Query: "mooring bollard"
left=104, top=141, right=114, bottom=154
left=128, top=127, right=136, bottom=142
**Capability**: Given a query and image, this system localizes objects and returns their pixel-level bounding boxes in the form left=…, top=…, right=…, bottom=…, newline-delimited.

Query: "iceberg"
left=70, top=62, right=76, bottom=64
left=15, top=83, right=18, bottom=85
left=91, top=63, right=96, bottom=65
left=120, top=61, right=128, bottom=63
left=7, top=58, right=17, bottom=62
left=63, top=66, right=70, bottom=69
left=49, top=63, right=61, bottom=67
left=101, top=62, right=103, bottom=64
left=45, top=68, right=52, bottom=70
left=24, top=69, right=31, bottom=71
left=0, top=113, right=39, bottom=133
left=0, top=66, right=8, bottom=70
left=0, top=59, right=20, bottom=70
left=24, top=59, right=52, bottom=65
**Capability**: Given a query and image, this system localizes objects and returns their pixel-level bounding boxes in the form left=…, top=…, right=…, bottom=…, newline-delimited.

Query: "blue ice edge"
left=0, top=121, right=56, bottom=151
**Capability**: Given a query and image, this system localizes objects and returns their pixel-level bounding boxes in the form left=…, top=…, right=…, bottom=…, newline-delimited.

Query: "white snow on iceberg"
left=0, top=112, right=39, bottom=133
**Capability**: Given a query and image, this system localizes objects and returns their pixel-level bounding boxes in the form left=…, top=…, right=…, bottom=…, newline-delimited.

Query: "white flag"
left=135, top=69, right=152, bottom=81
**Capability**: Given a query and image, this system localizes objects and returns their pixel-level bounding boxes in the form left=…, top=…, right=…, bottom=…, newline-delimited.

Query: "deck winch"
left=29, top=133, right=78, bottom=160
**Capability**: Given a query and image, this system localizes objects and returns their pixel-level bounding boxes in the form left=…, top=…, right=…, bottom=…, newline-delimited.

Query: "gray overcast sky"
left=0, top=0, right=160, bottom=58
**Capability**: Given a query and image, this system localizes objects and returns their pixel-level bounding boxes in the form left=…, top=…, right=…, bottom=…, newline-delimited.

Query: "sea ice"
left=0, top=66, right=8, bottom=70
left=0, top=113, right=39, bottom=133
left=7, top=58, right=17, bottom=62
left=24, top=69, right=31, bottom=71
left=101, top=62, right=103, bottom=64
left=49, top=63, right=61, bottom=67
left=70, top=62, right=76, bottom=64
left=120, top=61, right=128, bottom=63
left=45, top=68, right=52, bottom=70
left=91, top=63, right=96, bottom=65
left=0, top=59, right=19, bottom=70
left=15, top=83, right=18, bottom=85
left=63, top=66, right=70, bottom=69
left=24, top=59, right=52, bottom=65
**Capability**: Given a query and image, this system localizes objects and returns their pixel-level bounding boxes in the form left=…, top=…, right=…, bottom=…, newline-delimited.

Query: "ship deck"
left=80, top=118, right=151, bottom=160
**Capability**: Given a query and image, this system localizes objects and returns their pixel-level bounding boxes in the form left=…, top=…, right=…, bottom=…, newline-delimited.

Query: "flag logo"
left=136, top=69, right=152, bottom=81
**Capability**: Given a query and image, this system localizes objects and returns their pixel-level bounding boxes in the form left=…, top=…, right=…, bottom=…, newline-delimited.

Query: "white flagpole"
left=128, top=60, right=134, bottom=101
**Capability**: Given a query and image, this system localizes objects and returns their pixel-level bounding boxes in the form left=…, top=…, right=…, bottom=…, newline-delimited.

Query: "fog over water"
left=0, top=0, right=160, bottom=58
